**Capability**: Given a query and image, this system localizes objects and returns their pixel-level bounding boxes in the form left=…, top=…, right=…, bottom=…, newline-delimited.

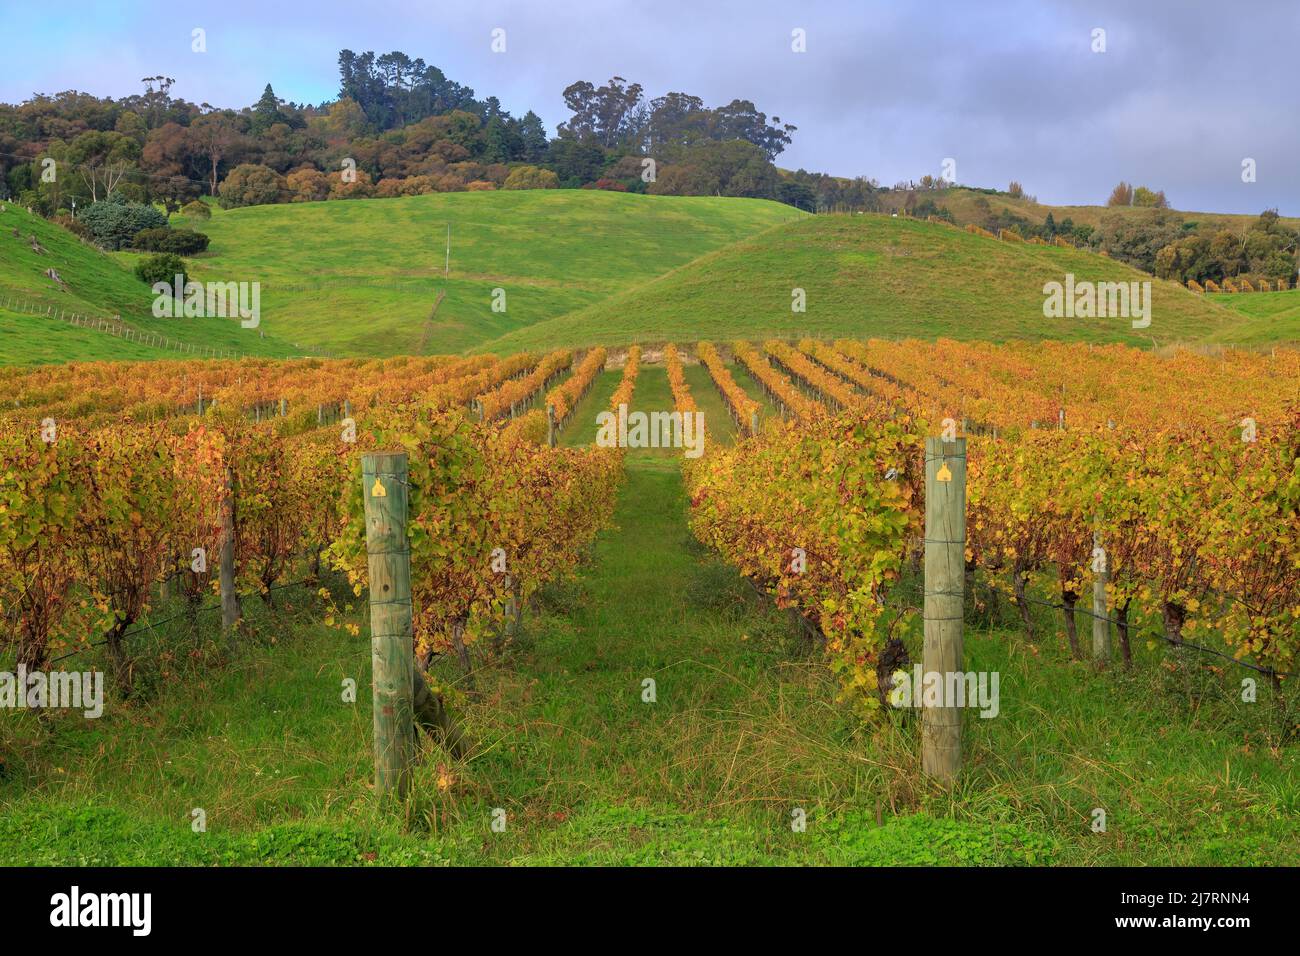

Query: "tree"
left=217, top=163, right=288, bottom=208
left=134, top=252, right=186, bottom=287
left=547, top=138, right=606, bottom=185
left=188, top=111, right=241, bottom=196
left=775, top=180, right=817, bottom=211
left=1008, top=181, right=1025, bottom=199
left=250, top=84, right=286, bottom=135
left=67, top=130, right=140, bottom=201
left=1106, top=181, right=1134, bottom=206
left=286, top=166, right=330, bottom=202
left=708, top=99, right=795, bottom=160
left=141, top=122, right=201, bottom=210
left=1154, top=234, right=1213, bottom=282
left=649, top=140, right=777, bottom=199
left=557, top=76, right=644, bottom=148
left=181, top=200, right=210, bottom=220
left=517, top=111, right=548, bottom=163
left=131, top=227, right=209, bottom=254
left=503, top=165, right=559, bottom=189
left=1133, top=186, right=1169, bottom=208
left=1094, top=210, right=1184, bottom=272
left=80, top=193, right=167, bottom=250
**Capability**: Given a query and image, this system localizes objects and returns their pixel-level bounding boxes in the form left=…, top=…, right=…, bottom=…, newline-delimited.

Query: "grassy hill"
left=480, top=213, right=1253, bottom=353
left=1206, top=288, right=1300, bottom=345
left=877, top=186, right=1300, bottom=234
left=7, top=191, right=1296, bottom=365
left=181, top=190, right=804, bottom=357
left=0, top=203, right=303, bottom=364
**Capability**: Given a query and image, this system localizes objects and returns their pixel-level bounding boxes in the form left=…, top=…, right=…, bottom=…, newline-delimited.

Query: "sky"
left=4, top=0, right=1296, bottom=215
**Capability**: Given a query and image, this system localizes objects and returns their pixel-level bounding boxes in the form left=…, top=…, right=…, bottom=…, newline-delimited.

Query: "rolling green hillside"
left=6, top=192, right=1294, bottom=366
left=480, top=213, right=1250, bottom=353
left=183, top=190, right=804, bottom=357
left=0, top=203, right=302, bottom=364
left=1205, top=288, right=1300, bottom=345
left=876, top=186, right=1300, bottom=234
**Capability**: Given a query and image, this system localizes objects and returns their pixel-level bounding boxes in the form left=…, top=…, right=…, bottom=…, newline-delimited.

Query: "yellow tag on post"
left=371, top=477, right=387, bottom=498
left=936, top=462, right=952, bottom=483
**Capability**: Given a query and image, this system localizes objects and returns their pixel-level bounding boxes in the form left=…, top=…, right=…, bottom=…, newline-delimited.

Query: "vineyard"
left=2, top=339, right=1298, bottom=865
left=684, top=339, right=1300, bottom=716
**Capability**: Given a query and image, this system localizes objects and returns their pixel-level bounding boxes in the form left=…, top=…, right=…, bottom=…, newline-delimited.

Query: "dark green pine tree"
left=250, top=84, right=284, bottom=134
left=518, top=111, right=549, bottom=164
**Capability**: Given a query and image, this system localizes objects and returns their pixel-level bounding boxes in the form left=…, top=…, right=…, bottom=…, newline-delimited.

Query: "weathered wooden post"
left=219, top=469, right=241, bottom=631
left=1092, top=528, right=1110, bottom=664
left=362, top=451, right=415, bottom=801
left=546, top=403, right=556, bottom=447
left=922, top=435, right=966, bottom=784
left=279, top=397, right=287, bottom=417
left=750, top=409, right=759, bottom=437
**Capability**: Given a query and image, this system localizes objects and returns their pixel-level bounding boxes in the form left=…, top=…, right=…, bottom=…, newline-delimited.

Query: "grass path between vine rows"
left=2, top=366, right=1296, bottom=865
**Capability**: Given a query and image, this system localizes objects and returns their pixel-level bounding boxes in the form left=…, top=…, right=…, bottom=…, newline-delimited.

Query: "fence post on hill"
left=547, top=403, right=556, bottom=447
left=922, top=435, right=966, bottom=785
left=362, top=451, right=415, bottom=803
left=1092, top=528, right=1110, bottom=665
left=219, top=469, right=241, bottom=632
left=750, top=409, right=759, bottom=437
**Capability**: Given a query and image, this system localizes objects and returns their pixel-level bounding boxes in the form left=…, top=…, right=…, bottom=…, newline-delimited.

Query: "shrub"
left=502, top=165, right=560, bottom=190
left=1186, top=279, right=1204, bottom=293
left=466, top=180, right=496, bottom=191
left=218, top=164, right=289, bottom=209
left=582, top=178, right=629, bottom=191
left=130, top=227, right=171, bottom=251
left=181, top=200, right=211, bottom=220
left=134, top=252, right=186, bottom=288
left=79, top=194, right=168, bottom=250
left=132, top=227, right=210, bottom=255
left=286, top=167, right=329, bottom=202
left=328, top=169, right=374, bottom=199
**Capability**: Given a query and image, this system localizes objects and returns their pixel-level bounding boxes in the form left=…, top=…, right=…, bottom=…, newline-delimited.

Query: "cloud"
left=5, top=0, right=1295, bottom=214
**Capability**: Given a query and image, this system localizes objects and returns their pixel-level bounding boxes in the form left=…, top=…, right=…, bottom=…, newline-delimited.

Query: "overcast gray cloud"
left=5, top=0, right=1295, bottom=213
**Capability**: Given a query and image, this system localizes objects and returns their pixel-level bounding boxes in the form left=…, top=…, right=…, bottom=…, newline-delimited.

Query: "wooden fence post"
left=219, top=469, right=241, bottom=631
left=750, top=409, right=759, bottom=437
left=362, top=451, right=415, bottom=802
left=922, top=435, right=966, bottom=784
left=1092, top=528, right=1110, bottom=664
left=547, top=403, right=556, bottom=447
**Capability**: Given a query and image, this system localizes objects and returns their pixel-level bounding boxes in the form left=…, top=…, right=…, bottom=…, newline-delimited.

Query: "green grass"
left=0, top=203, right=302, bottom=364
left=4, top=380, right=1295, bottom=866
left=876, top=185, right=1300, bottom=234
left=482, top=214, right=1252, bottom=352
left=0, top=307, right=161, bottom=364
left=1204, top=288, right=1300, bottom=345
left=11, top=192, right=1296, bottom=366
left=186, top=190, right=803, bottom=357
